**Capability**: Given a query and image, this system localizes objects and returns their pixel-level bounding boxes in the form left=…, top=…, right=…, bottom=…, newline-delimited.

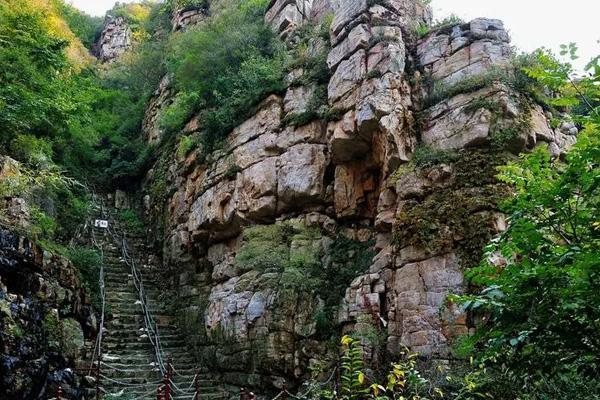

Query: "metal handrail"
left=106, top=214, right=168, bottom=378
left=88, top=193, right=107, bottom=384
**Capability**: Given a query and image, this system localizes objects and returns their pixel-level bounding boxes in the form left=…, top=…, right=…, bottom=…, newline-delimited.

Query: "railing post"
left=282, top=383, right=288, bottom=400
left=240, top=387, right=247, bottom=400
left=56, top=385, right=62, bottom=400
left=194, top=366, right=200, bottom=400
left=167, top=355, right=173, bottom=380
left=96, top=355, right=101, bottom=400
left=163, top=373, right=171, bottom=400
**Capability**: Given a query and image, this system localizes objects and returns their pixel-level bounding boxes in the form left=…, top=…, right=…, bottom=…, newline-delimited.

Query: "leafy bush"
left=53, top=0, right=103, bottom=48
left=9, top=135, right=53, bottom=167
left=177, top=135, right=198, bottom=158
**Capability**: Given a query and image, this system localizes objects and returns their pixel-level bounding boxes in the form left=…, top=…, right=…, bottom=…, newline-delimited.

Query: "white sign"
left=94, top=219, right=109, bottom=228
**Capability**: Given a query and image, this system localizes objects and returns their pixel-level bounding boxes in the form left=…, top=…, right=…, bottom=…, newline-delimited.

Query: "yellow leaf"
left=341, top=335, right=353, bottom=345
left=370, top=384, right=379, bottom=396
left=358, top=372, right=365, bottom=384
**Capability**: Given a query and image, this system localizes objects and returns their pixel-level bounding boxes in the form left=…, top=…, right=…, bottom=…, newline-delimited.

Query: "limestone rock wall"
left=95, top=16, right=132, bottom=63
left=139, top=0, right=577, bottom=392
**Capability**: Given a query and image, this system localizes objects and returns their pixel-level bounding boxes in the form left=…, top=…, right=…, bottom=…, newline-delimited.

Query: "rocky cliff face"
left=95, top=16, right=132, bottom=63
left=0, top=157, right=97, bottom=400
left=138, top=0, right=577, bottom=392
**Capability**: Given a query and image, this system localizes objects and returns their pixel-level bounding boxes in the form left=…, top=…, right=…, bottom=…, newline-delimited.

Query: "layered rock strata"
left=95, top=16, right=133, bottom=63
left=137, top=0, right=578, bottom=392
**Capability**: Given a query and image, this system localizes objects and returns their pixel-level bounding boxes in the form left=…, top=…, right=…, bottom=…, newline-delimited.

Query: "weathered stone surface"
left=266, top=0, right=312, bottom=36
left=228, top=96, right=283, bottom=149
left=367, top=41, right=406, bottom=75
left=188, top=180, right=237, bottom=232
left=134, top=6, right=585, bottom=391
left=328, top=49, right=367, bottom=106
left=284, top=85, right=315, bottom=117
left=329, top=110, right=370, bottom=163
left=390, top=253, right=464, bottom=356
left=470, top=18, right=510, bottom=42
left=95, top=17, right=132, bottom=63
left=422, top=85, right=521, bottom=150
left=419, top=19, right=511, bottom=87
left=277, top=144, right=328, bottom=210
left=60, top=318, right=85, bottom=360
left=235, top=157, right=278, bottom=220
left=171, top=8, right=205, bottom=31
left=327, top=24, right=371, bottom=70
left=334, top=163, right=378, bottom=218
left=331, top=0, right=367, bottom=36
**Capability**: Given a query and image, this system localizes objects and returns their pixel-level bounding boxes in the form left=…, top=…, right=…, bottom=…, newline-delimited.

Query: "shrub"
left=9, top=135, right=53, bottom=167
left=159, top=92, right=200, bottom=134
left=410, top=144, right=458, bottom=169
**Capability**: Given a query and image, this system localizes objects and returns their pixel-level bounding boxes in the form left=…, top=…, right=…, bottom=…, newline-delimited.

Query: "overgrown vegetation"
left=67, top=247, right=102, bottom=309
left=236, top=222, right=374, bottom=338
left=394, top=149, right=511, bottom=268
left=163, top=0, right=287, bottom=152
left=283, top=18, right=334, bottom=126
left=118, top=208, right=145, bottom=235
left=446, top=49, right=600, bottom=399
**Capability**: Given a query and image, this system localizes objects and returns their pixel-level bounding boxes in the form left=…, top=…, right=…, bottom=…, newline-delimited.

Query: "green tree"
left=456, top=49, right=600, bottom=398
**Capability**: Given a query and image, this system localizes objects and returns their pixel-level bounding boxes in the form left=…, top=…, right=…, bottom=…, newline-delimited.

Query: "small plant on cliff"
left=410, top=145, right=459, bottom=169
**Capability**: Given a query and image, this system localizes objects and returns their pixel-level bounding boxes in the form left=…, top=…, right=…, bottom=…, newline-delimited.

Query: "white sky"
left=71, top=0, right=599, bottom=70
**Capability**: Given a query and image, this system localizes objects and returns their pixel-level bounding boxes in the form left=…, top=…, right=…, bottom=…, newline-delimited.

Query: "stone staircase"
left=91, top=217, right=227, bottom=400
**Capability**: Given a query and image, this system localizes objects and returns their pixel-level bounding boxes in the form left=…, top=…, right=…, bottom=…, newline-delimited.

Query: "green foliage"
left=109, top=1, right=153, bottom=35
left=299, top=336, right=453, bottom=400
left=423, top=68, right=513, bottom=108
left=168, top=0, right=208, bottom=11
left=9, top=135, right=53, bottom=167
left=452, top=50, right=600, bottom=399
left=237, top=223, right=373, bottom=338
left=431, top=14, right=465, bottom=31
left=43, top=312, right=60, bottom=345
left=315, top=235, right=375, bottom=337
left=223, top=163, right=242, bottom=180
left=177, top=135, right=198, bottom=158
left=0, top=0, right=71, bottom=142
left=235, top=222, right=319, bottom=273
left=159, top=92, right=200, bottom=133
left=340, top=336, right=367, bottom=400
left=53, top=0, right=103, bottom=48
left=118, top=208, right=145, bottom=235
left=415, top=22, right=430, bottom=39
left=454, top=131, right=600, bottom=396
left=68, top=247, right=101, bottom=309
left=284, top=21, right=333, bottom=127
left=166, top=0, right=286, bottom=152
left=410, top=145, right=458, bottom=169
